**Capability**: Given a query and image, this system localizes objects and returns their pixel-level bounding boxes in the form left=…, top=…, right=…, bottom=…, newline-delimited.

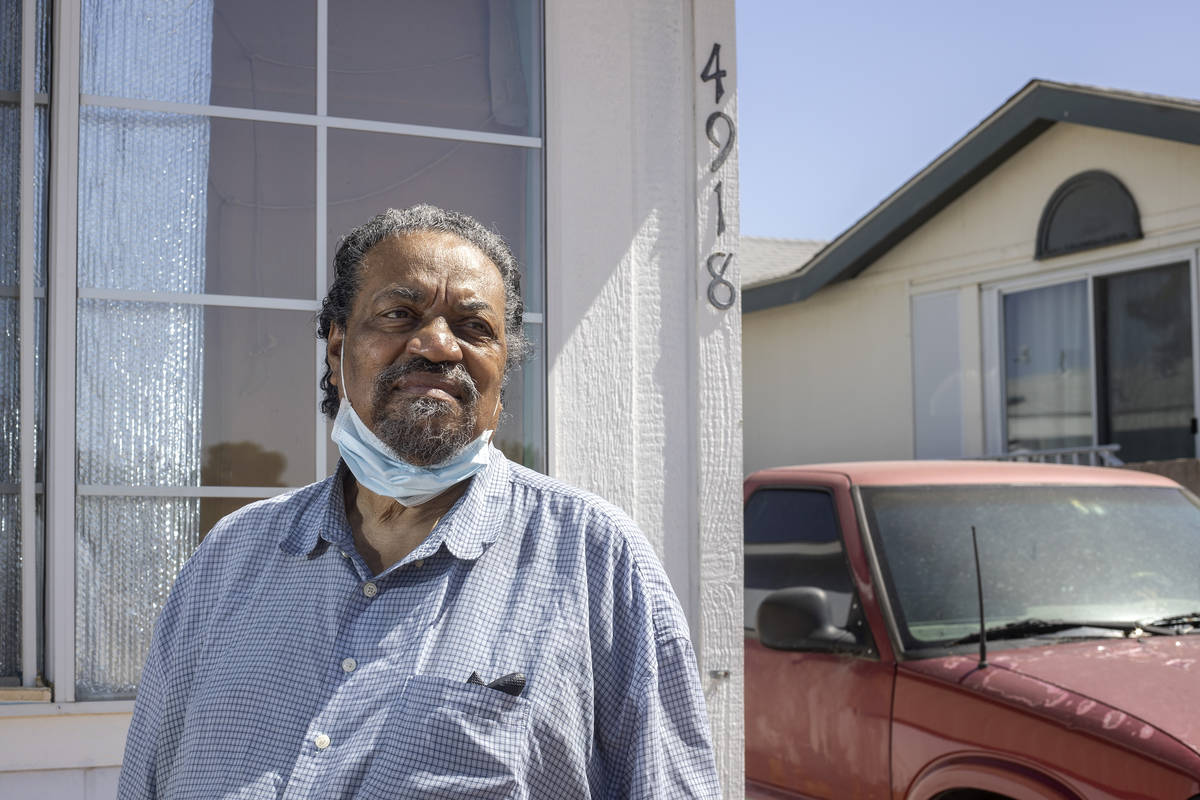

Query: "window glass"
left=327, top=129, right=542, bottom=309
left=210, top=0, right=316, bottom=113
left=1003, top=280, right=1091, bottom=452
left=78, top=109, right=317, bottom=299
left=744, top=489, right=855, bottom=633
left=864, top=485, right=1200, bottom=651
left=76, top=496, right=201, bottom=700
left=205, top=118, right=316, bottom=298
left=495, top=322, right=544, bottom=471
left=0, top=5, right=50, bottom=683
left=328, top=0, right=542, bottom=136
left=76, top=302, right=316, bottom=488
left=0, top=0, right=50, bottom=94
left=80, top=0, right=214, bottom=104
left=73, top=0, right=544, bottom=700
left=1096, top=262, right=1194, bottom=462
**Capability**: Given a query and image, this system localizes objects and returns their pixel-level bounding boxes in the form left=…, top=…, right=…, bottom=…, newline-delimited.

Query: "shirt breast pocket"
left=376, top=673, right=531, bottom=797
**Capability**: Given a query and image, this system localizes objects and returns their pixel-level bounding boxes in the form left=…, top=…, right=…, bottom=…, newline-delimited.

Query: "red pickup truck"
left=744, top=461, right=1200, bottom=800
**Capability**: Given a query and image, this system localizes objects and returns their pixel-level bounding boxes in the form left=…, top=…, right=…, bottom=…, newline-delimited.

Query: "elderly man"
left=118, top=205, right=720, bottom=799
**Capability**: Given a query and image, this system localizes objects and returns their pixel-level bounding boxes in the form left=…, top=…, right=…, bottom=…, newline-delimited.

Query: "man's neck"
left=343, top=473, right=470, bottom=575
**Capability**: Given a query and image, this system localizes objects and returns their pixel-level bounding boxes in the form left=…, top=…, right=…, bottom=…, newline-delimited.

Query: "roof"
left=740, top=236, right=826, bottom=288
left=748, top=460, right=1181, bottom=488
left=743, top=80, right=1200, bottom=314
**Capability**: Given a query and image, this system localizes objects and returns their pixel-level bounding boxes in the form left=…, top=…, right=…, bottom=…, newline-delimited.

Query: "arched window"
left=1035, top=170, right=1142, bottom=259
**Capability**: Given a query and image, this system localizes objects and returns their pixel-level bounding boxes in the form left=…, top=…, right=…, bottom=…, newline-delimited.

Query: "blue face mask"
left=330, top=345, right=493, bottom=506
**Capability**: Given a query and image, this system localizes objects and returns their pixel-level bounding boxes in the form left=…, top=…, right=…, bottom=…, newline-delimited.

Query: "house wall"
left=547, top=1, right=744, bottom=793
left=744, top=121, right=1200, bottom=473
left=743, top=274, right=913, bottom=473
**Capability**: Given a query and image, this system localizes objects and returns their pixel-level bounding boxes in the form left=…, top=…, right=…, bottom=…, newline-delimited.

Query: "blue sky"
left=736, top=1, right=1200, bottom=241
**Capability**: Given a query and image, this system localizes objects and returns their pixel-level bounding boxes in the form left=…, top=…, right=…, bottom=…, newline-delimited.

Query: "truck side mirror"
left=757, top=587, right=858, bottom=652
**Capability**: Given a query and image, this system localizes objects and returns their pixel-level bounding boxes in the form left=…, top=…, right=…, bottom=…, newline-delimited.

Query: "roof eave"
left=743, top=81, right=1200, bottom=314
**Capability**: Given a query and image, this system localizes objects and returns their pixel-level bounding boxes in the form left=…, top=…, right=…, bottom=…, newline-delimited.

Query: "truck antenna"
left=971, top=525, right=988, bottom=670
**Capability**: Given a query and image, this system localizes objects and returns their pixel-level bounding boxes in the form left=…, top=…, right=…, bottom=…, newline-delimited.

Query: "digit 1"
left=715, top=180, right=726, bottom=236
left=700, top=42, right=726, bottom=104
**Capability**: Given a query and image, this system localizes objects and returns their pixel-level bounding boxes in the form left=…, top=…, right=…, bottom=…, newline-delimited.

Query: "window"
left=997, top=260, right=1195, bottom=463
left=3, top=0, right=545, bottom=702
left=743, top=488, right=871, bottom=651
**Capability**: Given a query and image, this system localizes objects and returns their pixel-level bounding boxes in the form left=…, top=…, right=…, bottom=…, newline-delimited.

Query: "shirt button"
left=340, top=550, right=349, bottom=559
left=341, top=657, right=357, bottom=673
left=362, top=582, right=378, bottom=598
left=413, top=559, right=424, bottom=569
left=314, top=733, right=331, bottom=750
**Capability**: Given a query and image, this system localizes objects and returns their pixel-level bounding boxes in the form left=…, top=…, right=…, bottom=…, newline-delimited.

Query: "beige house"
left=744, top=80, right=1200, bottom=475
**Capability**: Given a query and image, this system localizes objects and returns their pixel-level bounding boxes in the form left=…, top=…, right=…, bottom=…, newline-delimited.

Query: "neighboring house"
left=743, top=79, right=1200, bottom=476
left=0, top=2, right=743, bottom=797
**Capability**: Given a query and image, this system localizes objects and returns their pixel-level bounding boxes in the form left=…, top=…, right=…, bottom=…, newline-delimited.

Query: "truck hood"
left=906, top=636, right=1200, bottom=758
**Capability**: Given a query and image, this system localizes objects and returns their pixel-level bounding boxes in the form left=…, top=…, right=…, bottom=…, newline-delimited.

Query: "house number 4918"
left=700, top=43, right=735, bottom=311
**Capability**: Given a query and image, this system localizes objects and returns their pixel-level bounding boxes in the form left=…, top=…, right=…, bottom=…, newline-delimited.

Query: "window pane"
left=78, top=107, right=209, bottom=293
left=328, top=0, right=542, bottom=136
left=83, top=0, right=318, bottom=112
left=199, top=306, right=316, bottom=487
left=81, top=0, right=214, bottom=105
left=1003, top=281, right=1092, bottom=452
left=210, top=0, right=316, bottom=113
left=76, top=496, right=200, bottom=699
left=79, top=107, right=317, bottom=299
left=494, top=322, right=544, bottom=471
left=0, top=0, right=45, bottom=93
left=327, top=129, right=542, bottom=310
left=206, top=118, right=316, bottom=298
left=743, top=489, right=853, bottom=631
left=77, top=301, right=316, bottom=488
left=0, top=2, right=16, bottom=93
left=1097, top=263, right=1194, bottom=463
left=0, top=8, right=50, bottom=681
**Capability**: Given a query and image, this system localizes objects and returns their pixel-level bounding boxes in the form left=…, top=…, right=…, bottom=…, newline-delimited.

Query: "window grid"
left=18, top=0, right=40, bottom=690
left=23, top=0, right=547, bottom=703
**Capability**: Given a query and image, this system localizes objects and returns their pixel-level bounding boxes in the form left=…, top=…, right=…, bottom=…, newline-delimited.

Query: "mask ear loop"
left=339, top=329, right=355, bottom=411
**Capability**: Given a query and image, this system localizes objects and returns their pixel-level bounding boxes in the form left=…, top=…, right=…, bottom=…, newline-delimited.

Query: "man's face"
left=328, top=231, right=507, bottom=467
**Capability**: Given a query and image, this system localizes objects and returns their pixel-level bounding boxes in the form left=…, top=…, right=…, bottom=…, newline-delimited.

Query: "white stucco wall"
left=744, top=121, right=1200, bottom=473
left=547, top=1, right=743, bottom=794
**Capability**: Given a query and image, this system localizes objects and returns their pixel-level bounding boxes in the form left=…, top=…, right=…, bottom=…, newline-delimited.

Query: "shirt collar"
left=278, top=444, right=511, bottom=562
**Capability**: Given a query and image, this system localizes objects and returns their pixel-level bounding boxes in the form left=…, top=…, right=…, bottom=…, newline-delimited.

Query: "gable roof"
left=740, top=236, right=826, bottom=288
left=743, top=80, right=1200, bottom=314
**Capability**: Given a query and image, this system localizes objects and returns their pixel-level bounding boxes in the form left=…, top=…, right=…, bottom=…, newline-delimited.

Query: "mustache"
left=372, top=358, right=480, bottom=402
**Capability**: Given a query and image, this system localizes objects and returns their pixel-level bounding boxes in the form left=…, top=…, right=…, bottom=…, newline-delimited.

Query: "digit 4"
left=701, top=43, right=726, bottom=104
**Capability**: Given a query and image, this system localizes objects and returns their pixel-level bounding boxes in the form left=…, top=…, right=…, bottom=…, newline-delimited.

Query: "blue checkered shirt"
left=118, top=447, right=720, bottom=799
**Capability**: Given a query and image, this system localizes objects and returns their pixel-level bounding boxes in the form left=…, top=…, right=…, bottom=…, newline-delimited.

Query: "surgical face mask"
left=330, top=341, right=493, bottom=506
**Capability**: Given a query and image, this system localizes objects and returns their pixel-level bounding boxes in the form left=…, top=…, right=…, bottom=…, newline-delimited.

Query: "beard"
left=369, top=358, right=481, bottom=467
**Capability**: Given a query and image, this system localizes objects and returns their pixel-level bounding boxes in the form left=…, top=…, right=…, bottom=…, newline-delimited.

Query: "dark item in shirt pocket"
left=367, top=673, right=530, bottom=795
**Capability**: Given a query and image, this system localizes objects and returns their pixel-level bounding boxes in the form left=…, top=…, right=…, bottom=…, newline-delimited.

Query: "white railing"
left=982, top=444, right=1124, bottom=467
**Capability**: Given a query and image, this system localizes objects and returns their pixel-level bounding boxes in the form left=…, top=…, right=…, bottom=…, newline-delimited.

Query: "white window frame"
left=982, top=244, right=1200, bottom=458
left=7, top=0, right=546, bottom=708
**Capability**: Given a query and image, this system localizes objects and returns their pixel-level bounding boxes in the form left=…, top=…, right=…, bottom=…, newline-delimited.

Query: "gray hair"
left=316, top=204, right=529, bottom=419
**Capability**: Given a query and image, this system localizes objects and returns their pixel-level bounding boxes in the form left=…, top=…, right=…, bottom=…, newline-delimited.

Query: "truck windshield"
left=860, top=485, right=1200, bottom=652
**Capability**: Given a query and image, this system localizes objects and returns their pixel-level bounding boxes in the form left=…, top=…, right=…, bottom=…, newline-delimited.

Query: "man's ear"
left=327, top=322, right=345, bottom=392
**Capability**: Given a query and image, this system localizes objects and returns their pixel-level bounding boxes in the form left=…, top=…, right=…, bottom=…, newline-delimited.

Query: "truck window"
left=744, top=488, right=857, bottom=637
